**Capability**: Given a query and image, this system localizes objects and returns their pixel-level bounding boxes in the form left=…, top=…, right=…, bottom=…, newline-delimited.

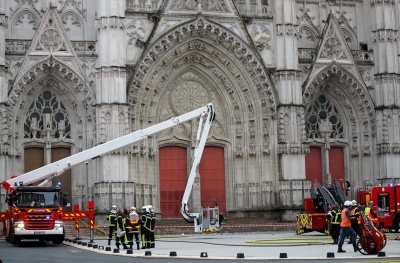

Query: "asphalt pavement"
left=64, top=231, right=400, bottom=260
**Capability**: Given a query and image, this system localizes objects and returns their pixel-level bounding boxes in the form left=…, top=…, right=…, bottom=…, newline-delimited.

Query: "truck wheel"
left=9, top=227, right=21, bottom=245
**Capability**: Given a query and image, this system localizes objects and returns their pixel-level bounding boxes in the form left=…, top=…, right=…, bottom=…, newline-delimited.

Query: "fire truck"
left=296, top=179, right=349, bottom=234
left=358, top=184, right=400, bottom=232
left=1, top=103, right=215, bottom=244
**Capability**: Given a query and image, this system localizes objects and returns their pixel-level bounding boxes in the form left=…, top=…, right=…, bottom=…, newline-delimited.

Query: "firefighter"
left=138, top=205, right=151, bottom=249
left=116, top=208, right=128, bottom=249
left=326, top=203, right=341, bottom=244
left=148, top=206, right=156, bottom=248
left=337, top=200, right=357, bottom=253
left=364, top=201, right=377, bottom=218
left=350, top=200, right=361, bottom=238
left=126, top=206, right=141, bottom=250
left=106, top=205, right=117, bottom=245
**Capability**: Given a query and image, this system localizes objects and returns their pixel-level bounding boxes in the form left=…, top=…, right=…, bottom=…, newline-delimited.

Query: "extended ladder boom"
left=180, top=104, right=215, bottom=221
left=2, top=104, right=215, bottom=191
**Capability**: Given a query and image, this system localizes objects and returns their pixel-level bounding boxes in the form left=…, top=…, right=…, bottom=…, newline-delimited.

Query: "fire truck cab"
left=4, top=185, right=67, bottom=244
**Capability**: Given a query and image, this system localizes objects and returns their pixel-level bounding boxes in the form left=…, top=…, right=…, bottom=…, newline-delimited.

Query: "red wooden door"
left=159, top=146, right=226, bottom=218
left=199, top=147, right=226, bottom=214
left=305, top=147, right=322, bottom=187
left=52, top=147, right=72, bottom=211
left=159, top=147, right=187, bottom=218
left=329, top=147, right=345, bottom=183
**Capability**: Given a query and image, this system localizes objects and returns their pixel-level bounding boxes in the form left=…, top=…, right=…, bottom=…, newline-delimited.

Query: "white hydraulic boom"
left=2, top=104, right=215, bottom=191
left=180, top=103, right=219, bottom=232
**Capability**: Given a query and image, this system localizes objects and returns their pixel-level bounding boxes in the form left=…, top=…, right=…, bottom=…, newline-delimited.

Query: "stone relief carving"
left=6, top=58, right=23, bottom=81
left=170, top=0, right=197, bottom=10
left=14, top=10, right=39, bottom=31
left=170, top=0, right=228, bottom=11
left=321, top=27, right=344, bottom=59
left=81, top=59, right=96, bottom=88
left=276, top=24, right=299, bottom=36
left=170, top=80, right=209, bottom=115
left=372, top=29, right=399, bottom=41
left=10, top=0, right=41, bottom=19
left=250, top=24, right=271, bottom=51
left=129, top=17, right=276, bottom=119
left=359, top=68, right=372, bottom=86
left=127, top=19, right=147, bottom=45
left=61, top=11, right=82, bottom=31
left=40, top=28, right=63, bottom=51
left=59, top=0, right=87, bottom=19
left=202, top=0, right=229, bottom=12
left=297, top=3, right=319, bottom=46
left=235, top=139, right=243, bottom=157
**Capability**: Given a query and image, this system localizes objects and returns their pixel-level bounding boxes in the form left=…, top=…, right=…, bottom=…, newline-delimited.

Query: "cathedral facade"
left=0, top=0, right=399, bottom=223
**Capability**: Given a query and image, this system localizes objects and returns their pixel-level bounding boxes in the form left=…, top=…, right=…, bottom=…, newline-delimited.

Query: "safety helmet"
left=352, top=200, right=357, bottom=206
left=368, top=201, right=374, bottom=206
left=112, top=205, right=117, bottom=208
left=141, top=205, right=147, bottom=211
left=130, top=207, right=136, bottom=211
left=344, top=200, right=352, bottom=207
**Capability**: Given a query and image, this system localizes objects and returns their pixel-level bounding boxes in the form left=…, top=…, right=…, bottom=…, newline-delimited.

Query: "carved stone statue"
left=30, top=117, right=39, bottom=139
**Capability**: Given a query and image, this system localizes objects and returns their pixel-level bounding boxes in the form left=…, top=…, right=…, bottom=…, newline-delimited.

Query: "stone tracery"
left=129, top=17, right=277, bottom=136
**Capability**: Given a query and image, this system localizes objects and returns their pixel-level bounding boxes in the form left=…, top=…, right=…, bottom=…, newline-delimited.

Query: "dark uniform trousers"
left=106, top=211, right=117, bottom=245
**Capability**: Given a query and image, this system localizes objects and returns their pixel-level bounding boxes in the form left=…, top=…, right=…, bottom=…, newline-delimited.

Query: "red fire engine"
left=358, top=184, right=400, bottom=232
left=296, top=179, right=349, bottom=234
left=1, top=104, right=215, bottom=244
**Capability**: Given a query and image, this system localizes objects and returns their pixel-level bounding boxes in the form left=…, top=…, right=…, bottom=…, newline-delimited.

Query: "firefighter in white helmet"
left=337, top=200, right=357, bottom=253
left=125, top=206, right=141, bottom=250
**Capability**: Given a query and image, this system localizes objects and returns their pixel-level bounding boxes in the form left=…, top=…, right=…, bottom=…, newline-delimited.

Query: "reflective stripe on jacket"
left=340, top=208, right=351, bottom=227
left=351, top=207, right=361, bottom=224
left=329, top=209, right=341, bottom=224
left=107, top=212, right=117, bottom=226
left=365, top=207, right=375, bottom=217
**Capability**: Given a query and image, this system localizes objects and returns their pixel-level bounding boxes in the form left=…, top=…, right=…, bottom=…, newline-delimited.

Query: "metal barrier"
left=63, top=201, right=95, bottom=242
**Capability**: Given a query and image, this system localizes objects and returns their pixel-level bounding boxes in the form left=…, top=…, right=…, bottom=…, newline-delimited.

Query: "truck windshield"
left=15, top=191, right=60, bottom=208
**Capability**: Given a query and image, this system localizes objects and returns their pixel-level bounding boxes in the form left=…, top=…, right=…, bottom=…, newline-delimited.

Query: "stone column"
left=0, top=1, right=6, bottom=103
left=274, top=0, right=308, bottom=210
left=371, top=0, right=400, bottom=178
left=274, top=0, right=307, bottom=182
left=95, top=1, right=129, bottom=188
left=0, top=0, right=9, bottom=209
left=319, top=120, right=333, bottom=186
